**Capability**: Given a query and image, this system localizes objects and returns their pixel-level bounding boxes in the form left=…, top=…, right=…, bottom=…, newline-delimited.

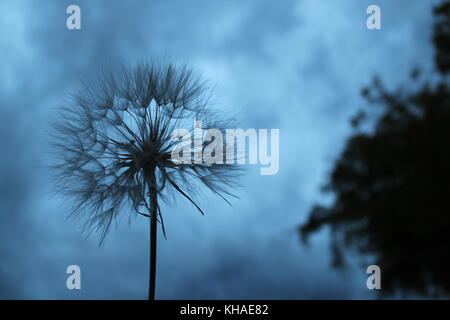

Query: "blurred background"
left=0, top=0, right=446, bottom=299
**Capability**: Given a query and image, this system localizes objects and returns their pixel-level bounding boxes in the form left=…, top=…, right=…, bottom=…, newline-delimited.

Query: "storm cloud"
left=0, top=0, right=435, bottom=299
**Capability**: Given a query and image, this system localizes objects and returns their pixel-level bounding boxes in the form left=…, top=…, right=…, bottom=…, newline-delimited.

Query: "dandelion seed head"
left=51, top=61, right=243, bottom=243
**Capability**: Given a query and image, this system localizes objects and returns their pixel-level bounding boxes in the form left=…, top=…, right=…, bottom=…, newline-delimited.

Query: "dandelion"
left=51, top=61, right=242, bottom=300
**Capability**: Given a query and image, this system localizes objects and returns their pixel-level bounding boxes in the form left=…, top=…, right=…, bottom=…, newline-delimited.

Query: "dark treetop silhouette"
left=300, top=2, right=450, bottom=296
left=52, top=62, right=242, bottom=299
left=300, top=1, right=450, bottom=297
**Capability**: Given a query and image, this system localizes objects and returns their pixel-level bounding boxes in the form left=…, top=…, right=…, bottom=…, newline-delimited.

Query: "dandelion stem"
left=148, top=172, right=158, bottom=300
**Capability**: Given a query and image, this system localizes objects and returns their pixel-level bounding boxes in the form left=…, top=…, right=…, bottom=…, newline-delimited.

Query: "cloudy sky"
left=0, top=0, right=438, bottom=299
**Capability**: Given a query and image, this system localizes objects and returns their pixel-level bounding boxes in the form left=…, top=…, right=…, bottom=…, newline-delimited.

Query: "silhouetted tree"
left=300, top=1, right=450, bottom=297
left=434, top=2, right=450, bottom=74
left=52, top=62, right=242, bottom=299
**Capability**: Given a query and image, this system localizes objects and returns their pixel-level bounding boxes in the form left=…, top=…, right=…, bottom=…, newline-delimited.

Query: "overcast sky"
left=0, top=0, right=438, bottom=299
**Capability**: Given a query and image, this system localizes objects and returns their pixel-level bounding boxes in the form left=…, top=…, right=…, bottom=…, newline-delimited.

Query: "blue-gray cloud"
left=0, top=0, right=435, bottom=299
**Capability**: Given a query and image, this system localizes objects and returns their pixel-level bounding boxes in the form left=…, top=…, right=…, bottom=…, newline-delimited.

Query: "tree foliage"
left=300, top=1, right=450, bottom=296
